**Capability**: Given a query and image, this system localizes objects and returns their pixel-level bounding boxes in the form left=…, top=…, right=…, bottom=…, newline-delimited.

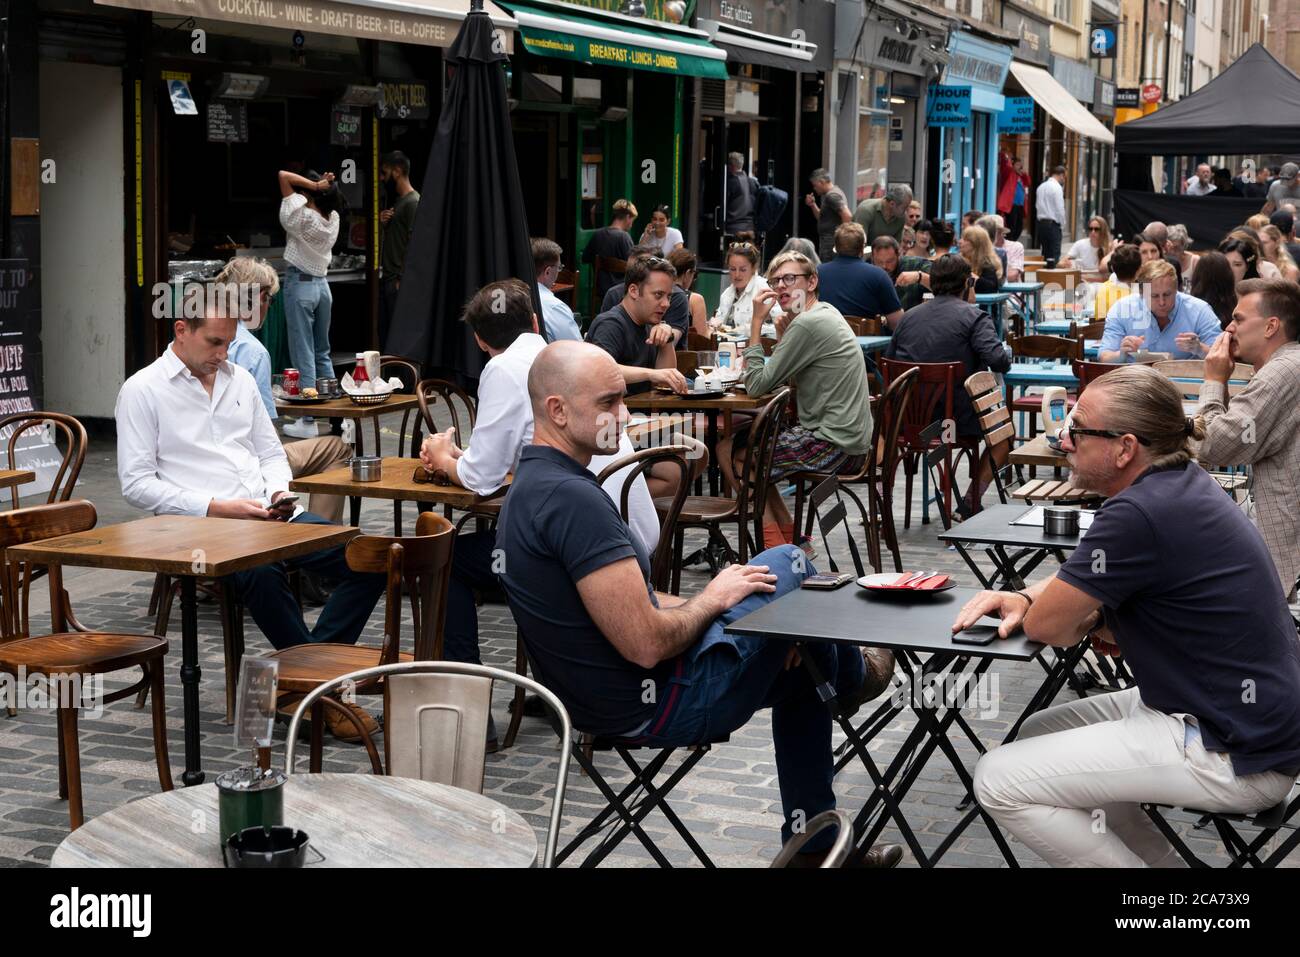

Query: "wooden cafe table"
left=0, top=469, right=34, bottom=492
left=624, top=389, right=777, bottom=494
left=7, top=515, right=359, bottom=786
left=275, top=393, right=424, bottom=525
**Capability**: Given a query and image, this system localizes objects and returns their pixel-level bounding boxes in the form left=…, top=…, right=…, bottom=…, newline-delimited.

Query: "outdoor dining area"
left=0, top=242, right=1296, bottom=875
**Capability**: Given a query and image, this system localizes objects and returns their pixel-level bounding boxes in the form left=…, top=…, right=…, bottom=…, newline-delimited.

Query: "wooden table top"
left=0, top=469, right=34, bottom=489
left=1008, top=435, right=1069, bottom=468
left=274, top=393, right=421, bottom=419
left=292, top=457, right=509, bottom=508
left=51, top=773, right=538, bottom=868
left=624, top=389, right=775, bottom=411
left=7, top=515, right=360, bottom=576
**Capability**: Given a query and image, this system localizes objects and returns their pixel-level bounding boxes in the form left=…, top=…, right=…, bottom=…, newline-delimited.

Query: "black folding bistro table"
left=725, top=585, right=1089, bottom=867
left=937, top=503, right=1084, bottom=591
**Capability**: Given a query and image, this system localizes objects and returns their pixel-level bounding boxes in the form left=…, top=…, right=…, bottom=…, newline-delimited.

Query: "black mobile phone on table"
left=952, top=625, right=999, bottom=646
left=801, top=572, right=854, bottom=590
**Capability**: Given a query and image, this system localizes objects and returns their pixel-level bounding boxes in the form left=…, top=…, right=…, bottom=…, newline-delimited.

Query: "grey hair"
left=1166, top=224, right=1191, bottom=247
left=778, top=236, right=821, bottom=266
left=885, top=184, right=913, bottom=206
left=975, top=213, right=1005, bottom=236
left=1090, top=365, right=1205, bottom=470
left=809, top=168, right=832, bottom=184
left=727, top=152, right=745, bottom=170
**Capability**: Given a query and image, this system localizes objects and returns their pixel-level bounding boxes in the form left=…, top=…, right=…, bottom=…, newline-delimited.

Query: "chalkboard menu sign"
left=207, top=100, right=248, bottom=143
left=330, top=107, right=362, bottom=147
left=0, top=259, right=56, bottom=497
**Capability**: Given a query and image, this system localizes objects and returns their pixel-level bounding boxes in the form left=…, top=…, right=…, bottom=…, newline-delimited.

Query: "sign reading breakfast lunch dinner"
left=92, top=0, right=510, bottom=49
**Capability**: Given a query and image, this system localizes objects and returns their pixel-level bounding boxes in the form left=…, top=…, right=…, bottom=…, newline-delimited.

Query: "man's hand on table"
left=207, top=498, right=272, bottom=521
left=649, top=368, right=688, bottom=394
left=1174, top=332, right=1208, bottom=358
left=1119, top=335, right=1145, bottom=356
left=421, top=429, right=463, bottom=472
left=1203, top=332, right=1236, bottom=384
left=951, top=590, right=1030, bottom=639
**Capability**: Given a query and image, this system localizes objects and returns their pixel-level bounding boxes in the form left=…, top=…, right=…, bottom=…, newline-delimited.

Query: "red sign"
left=1141, top=83, right=1162, bottom=103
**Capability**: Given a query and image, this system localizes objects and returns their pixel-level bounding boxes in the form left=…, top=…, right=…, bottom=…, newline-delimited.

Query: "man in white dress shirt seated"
left=419, top=279, right=701, bottom=746
left=116, top=286, right=386, bottom=662
left=532, top=238, right=582, bottom=341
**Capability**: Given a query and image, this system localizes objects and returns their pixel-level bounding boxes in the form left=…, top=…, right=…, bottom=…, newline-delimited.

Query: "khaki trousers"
left=282, top=435, right=351, bottom=524
left=973, top=686, right=1295, bottom=867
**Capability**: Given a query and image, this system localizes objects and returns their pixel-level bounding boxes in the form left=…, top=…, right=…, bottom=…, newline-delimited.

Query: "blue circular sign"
left=1090, top=27, right=1116, bottom=57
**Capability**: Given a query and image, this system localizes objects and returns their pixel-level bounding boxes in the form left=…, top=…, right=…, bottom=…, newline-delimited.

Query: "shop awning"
left=92, top=0, right=515, bottom=50
left=502, top=2, right=727, bottom=79
left=697, top=19, right=815, bottom=72
left=1009, top=61, right=1114, bottom=145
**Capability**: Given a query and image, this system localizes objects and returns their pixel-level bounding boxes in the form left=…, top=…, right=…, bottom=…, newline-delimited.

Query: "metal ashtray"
left=351, top=456, right=382, bottom=482
left=1043, top=506, right=1080, bottom=537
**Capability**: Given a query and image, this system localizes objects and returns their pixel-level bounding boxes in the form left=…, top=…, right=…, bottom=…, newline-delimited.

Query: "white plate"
left=856, top=572, right=957, bottom=594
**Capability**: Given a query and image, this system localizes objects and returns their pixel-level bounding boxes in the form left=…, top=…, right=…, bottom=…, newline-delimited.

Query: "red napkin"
left=883, top=572, right=950, bottom=590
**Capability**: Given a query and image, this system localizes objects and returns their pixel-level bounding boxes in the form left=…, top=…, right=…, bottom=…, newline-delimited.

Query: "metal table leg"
left=180, top=576, right=204, bottom=786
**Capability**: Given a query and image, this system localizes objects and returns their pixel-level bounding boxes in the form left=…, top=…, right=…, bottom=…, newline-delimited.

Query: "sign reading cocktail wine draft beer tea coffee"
left=0, top=260, right=56, bottom=497
left=207, top=100, right=248, bottom=143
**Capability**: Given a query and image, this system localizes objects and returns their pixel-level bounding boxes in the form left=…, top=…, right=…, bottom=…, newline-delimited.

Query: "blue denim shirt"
left=227, top=324, right=277, bottom=421
left=1098, top=292, right=1222, bottom=359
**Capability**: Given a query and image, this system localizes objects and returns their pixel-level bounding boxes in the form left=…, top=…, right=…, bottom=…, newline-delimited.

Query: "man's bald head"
left=1143, top=221, right=1168, bottom=247
left=528, top=341, right=627, bottom=460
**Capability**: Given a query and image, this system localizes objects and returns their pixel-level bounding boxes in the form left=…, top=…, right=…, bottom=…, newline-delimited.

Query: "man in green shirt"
left=718, top=249, right=873, bottom=546
left=380, top=150, right=420, bottom=343
left=852, top=184, right=912, bottom=244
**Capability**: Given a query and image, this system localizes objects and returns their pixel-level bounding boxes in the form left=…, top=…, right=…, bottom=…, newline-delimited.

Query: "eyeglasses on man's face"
left=771, top=272, right=811, bottom=287
left=1063, top=421, right=1152, bottom=447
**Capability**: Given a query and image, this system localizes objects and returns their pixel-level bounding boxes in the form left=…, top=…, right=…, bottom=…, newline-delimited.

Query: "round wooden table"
left=51, top=773, right=538, bottom=868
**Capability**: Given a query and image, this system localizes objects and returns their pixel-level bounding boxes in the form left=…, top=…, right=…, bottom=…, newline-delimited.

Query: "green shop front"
left=498, top=0, right=726, bottom=322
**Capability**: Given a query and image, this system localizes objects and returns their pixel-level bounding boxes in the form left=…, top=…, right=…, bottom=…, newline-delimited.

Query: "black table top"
left=724, top=584, right=1044, bottom=662
left=936, top=503, right=1085, bottom=550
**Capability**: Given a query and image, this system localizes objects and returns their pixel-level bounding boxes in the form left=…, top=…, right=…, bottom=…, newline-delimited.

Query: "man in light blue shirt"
left=228, top=324, right=277, bottom=420
left=532, top=237, right=582, bottom=341
left=1098, top=259, right=1222, bottom=362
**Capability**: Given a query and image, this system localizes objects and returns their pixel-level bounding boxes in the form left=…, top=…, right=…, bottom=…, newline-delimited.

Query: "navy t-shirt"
left=585, top=305, right=659, bottom=393
left=816, top=256, right=903, bottom=319
left=582, top=227, right=633, bottom=297
left=1057, top=462, right=1300, bottom=776
left=496, top=446, right=670, bottom=736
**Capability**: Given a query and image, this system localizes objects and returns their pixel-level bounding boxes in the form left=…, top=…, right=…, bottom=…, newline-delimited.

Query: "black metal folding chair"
left=1141, top=792, right=1300, bottom=868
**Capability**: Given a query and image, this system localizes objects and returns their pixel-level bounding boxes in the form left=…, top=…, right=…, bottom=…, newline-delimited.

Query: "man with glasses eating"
left=955, top=363, right=1300, bottom=867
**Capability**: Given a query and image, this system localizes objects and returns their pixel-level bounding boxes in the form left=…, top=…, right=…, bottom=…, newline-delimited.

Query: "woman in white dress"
left=639, top=205, right=684, bottom=257
left=710, top=242, right=781, bottom=331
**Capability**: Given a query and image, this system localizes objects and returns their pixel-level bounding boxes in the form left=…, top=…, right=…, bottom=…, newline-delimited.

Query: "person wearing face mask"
left=379, top=151, right=420, bottom=346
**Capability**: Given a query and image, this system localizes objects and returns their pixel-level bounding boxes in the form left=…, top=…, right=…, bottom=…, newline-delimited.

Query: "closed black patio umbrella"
left=386, top=2, right=539, bottom=389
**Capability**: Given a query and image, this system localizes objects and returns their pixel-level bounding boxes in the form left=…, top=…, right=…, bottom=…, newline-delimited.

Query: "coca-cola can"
left=283, top=368, right=300, bottom=396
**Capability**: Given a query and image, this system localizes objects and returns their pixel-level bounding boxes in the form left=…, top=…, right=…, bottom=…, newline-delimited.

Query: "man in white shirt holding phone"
left=116, top=285, right=385, bottom=655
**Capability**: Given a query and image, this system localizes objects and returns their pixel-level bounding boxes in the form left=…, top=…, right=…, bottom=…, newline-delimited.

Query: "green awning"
left=503, top=2, right=728, bottom=79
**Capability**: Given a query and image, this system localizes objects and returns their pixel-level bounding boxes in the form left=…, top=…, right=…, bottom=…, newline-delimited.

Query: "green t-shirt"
left=381, top=189, right=420, bottom=279
left=894, top=255, right=932, bottom=311
left=852, top=198, right=905, bottom=244
left=741, top=301, right=873, bottom=455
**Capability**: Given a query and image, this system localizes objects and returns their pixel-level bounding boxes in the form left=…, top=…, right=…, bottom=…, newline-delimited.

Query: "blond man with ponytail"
left=953, top=364, right=1300, bottom=867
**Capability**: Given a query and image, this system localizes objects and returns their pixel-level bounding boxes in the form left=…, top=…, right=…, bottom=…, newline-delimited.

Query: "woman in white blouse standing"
left=639, top=204, right=684, bottom=256
left=709, top=241, right=781, bottom=331
left=278, top=168, right=344, bottom=438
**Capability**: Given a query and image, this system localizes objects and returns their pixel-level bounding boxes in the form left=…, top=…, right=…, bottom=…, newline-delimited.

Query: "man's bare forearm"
left=644, top=590, right=729, bottom=664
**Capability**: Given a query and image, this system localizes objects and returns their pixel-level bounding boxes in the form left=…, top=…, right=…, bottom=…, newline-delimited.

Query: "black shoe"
left=298, top=571, right=332, bottom=607
left=485, top=713, right=499, bottom=754
left=522, top=693, right=548, bottom=718
left=856, top=843, right=904, bottom=868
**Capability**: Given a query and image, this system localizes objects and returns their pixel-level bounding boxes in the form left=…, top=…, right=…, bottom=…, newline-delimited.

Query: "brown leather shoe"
left=841, top=647, right=896, bottom=715
left=324, top=702, right=379, bottom=743
left=857, top=842, right=904, bottom=868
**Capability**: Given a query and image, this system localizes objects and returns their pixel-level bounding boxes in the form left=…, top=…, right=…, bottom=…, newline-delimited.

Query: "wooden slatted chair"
left=686, top=332, right=716, bottom=351
left=0, top=501, right=171, bottom=829
left=267, top=511, right=456, bottom=773
left=964, top=371, right=1024, bottom=505
left=1010, top=478, right=1104, bottom=505
left=843, top=315, right=882, bottom=336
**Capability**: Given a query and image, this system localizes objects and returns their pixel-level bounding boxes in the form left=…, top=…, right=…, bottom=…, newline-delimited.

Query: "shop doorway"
left=511, top=113, right=561, bottom=244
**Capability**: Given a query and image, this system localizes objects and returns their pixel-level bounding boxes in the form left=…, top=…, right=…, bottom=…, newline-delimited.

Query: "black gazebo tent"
left=1116, top=43, right=1300, bottom=155
left=1114, top=43, right=1300, bottom=246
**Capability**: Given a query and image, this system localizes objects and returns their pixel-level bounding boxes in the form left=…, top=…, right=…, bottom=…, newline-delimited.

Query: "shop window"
left=1053, top=0, right=1073, bottom=23
left=580, top=126, right=604, bottom=230
left=855, top=69, right=891, bottom=204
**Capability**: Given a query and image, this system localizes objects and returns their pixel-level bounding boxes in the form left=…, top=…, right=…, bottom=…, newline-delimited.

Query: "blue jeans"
left=637, top=545, right=864, bottom=846
left=225, top=513, right=386, bottom=650
left=282, top=266, right=334, bottom=390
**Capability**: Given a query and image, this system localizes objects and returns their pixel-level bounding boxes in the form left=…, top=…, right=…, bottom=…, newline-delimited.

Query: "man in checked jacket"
left=1197, top=278, right=1300, bottom=600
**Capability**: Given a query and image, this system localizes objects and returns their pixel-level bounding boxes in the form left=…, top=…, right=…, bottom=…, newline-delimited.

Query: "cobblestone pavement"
left=0, top=414, right=1253, bottom=868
